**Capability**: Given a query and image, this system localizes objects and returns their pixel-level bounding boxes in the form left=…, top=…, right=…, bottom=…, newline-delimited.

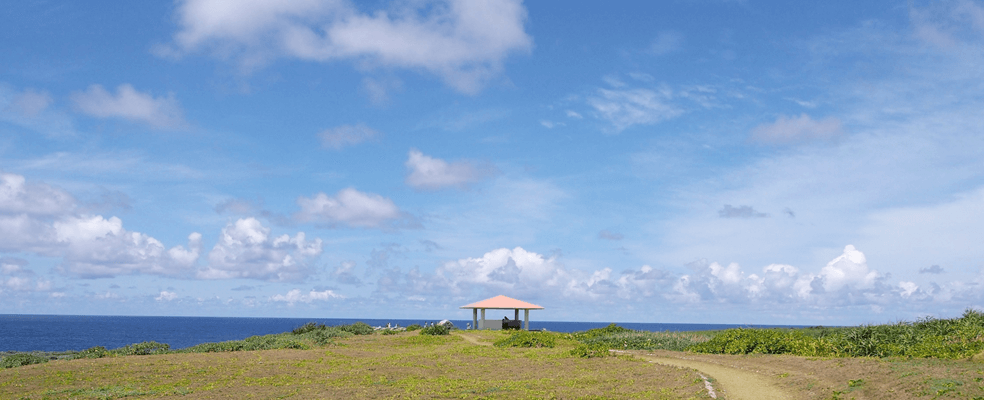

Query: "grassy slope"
left=0, top=330, right=709, bottom=400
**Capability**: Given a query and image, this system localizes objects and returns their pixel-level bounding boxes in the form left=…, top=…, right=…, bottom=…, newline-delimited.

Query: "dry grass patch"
left=1, top=330, right=711, bottom=399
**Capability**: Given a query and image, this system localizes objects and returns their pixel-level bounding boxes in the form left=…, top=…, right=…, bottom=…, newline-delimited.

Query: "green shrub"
left=380, top=329, right=400, bottom=335
left=405, top=324, right=422, bottom=332
left=115, top=341, right=171, bottom=356
left=182, top=335, right=309, bottom=353
left=340, top=322, right=375, bottom=335
left=567, top=323, right=634, bottom=342
left=688, top=328, right=832, bottom=356
left=71, top=346, right=110, bottom=359
left=580, top=331, right=711, bottom=352
left=1, top=353, right=48, bottom=369
left=494, top=331, right=557, bottom=348
left=292, top=322, right=324, bottom=335
left=689, top=308, right=984, bottom=359
left=420, top=324, right=450, bottom=336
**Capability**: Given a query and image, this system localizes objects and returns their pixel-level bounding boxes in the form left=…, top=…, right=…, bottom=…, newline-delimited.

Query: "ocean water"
left=0, top=314, right=806, bottom=352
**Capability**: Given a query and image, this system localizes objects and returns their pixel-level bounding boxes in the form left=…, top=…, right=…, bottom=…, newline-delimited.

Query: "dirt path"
left=456, top=333, right=492, bottom=346
left=615, top=350, right=792, bottom=400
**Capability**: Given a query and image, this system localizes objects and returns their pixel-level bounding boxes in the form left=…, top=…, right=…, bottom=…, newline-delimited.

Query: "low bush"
left=115, top=341, right=171, bottom=356
left=688, top=328, right=833, bottom=356
left=71, top=346, right=110, bottom=359
left=405, top=324, right=422, bottom=332
left=494, top=331, right=557, bottom=348
left=420, top=324, right=450, bottom=336
left=581, top=331, right=711, bottom=352
left=1, top=353, right=48, bottom=369
left=689, top=309, right=984, bottom=359
left=292, top=322, right=324, bottom=335
left=340, top=322, right=375, bottom=336
left=182, top=335, right=308, bottom=353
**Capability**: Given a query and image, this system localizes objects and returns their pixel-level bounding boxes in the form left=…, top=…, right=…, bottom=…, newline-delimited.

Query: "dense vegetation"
left=690, top=309, right=984, bottom=359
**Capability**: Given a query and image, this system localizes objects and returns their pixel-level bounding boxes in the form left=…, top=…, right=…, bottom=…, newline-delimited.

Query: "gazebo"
left=460, top=295, right=544, bottom=330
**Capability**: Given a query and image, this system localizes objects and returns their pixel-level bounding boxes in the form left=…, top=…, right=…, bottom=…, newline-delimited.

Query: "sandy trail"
left=620, top=351, right=792, bottom=400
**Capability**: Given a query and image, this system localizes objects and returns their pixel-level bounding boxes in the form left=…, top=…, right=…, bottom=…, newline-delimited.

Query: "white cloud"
left=588, top=87, right=682, bottom=133
left=295, top=188, right=407, bottom=228
left=0, top=173, right=203, bottom=278
left=70, top=84, right=186, bottom=129
left=270, top=288, right=343, bottom=304
left=318, top=123, right=379, bottom=150
left=55, top=216, right=204, bottom=278
left=163, top=0, right=533, bottom=94
left=0, top=172, right=76, bottom=216
left=155, top=290, right=178, bottom=301
left=201, top=218, right=322, bottom=281
left=750, top=114, right=843, bottom=144
left=405, top=149, right=491, bottom=190
left=565, top=110, right=583, bottom=119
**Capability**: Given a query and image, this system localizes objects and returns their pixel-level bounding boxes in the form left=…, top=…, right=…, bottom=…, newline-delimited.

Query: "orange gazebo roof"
left=460, top=295, right=544, bottom=310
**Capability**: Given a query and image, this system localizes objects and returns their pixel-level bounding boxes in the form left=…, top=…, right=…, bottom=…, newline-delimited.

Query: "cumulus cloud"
left=161, top=0, right=533, bottom=94
left=70, top=84, right=186, bottom=129
left=0, top=172, right=203, bottom=278
left=201, top=218, right=322, bottom=281
left=749, top=114, right=843, bottom=144
left=718, top=205, right=769, bottom=219
left=0, top=257, right=52, bottom=294
left=155, top=290, right=178, bottom=301
left=318, top=123, right=379, bottom=150
left=270, top=288, right=343, bottom=304
left=55, top=217, right=204, bottom=278
left=587, top=87, right=682, bottom=133
left=405, top=149, right=492, bottom=190
left=295, top=188, right=409, bottom=228
left=0, top=172, right=76, bottom=216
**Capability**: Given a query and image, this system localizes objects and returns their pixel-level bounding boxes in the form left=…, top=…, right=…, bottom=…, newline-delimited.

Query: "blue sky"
left=2, top=0, right=983, bottom=325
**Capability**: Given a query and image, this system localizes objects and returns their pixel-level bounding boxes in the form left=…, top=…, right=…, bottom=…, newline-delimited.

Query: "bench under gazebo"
left=460, top=295, right=543, bottom=330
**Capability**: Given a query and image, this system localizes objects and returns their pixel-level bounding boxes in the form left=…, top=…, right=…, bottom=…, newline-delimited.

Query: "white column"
left=480, top=309, right=486, bottom=329
left=472, top=308, right=478, bottom=330
left=524, top=309, right=530, bottom=330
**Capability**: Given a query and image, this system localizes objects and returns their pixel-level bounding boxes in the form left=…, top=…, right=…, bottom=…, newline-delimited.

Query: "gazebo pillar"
left=514, top=308, right=519, bottom=321
left=480, top=309, right=486, bottom=329
left=472, top=309, right=478, bottom=330
left=524, top=309, right=530, bottom=330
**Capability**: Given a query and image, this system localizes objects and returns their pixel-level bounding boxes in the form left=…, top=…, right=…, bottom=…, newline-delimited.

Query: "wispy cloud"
left=70, top=84, right=186, bottom=129
left=318, top=123, right=380, bottom=150
left=750, top=114, right=843, bottom=144
left=405, top=149, right=494, bottom=190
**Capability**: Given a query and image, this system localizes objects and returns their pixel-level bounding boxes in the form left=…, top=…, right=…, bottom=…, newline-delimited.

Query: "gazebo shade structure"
left=460, top=295, right=544, bottom=330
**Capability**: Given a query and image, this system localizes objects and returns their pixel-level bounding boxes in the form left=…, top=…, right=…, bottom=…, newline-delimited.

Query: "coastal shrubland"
left=690, top=309, right=984, bottom=359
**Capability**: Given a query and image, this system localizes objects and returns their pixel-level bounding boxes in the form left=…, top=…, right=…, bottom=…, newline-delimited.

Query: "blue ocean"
left=0, top=314, right=806, bottom=352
